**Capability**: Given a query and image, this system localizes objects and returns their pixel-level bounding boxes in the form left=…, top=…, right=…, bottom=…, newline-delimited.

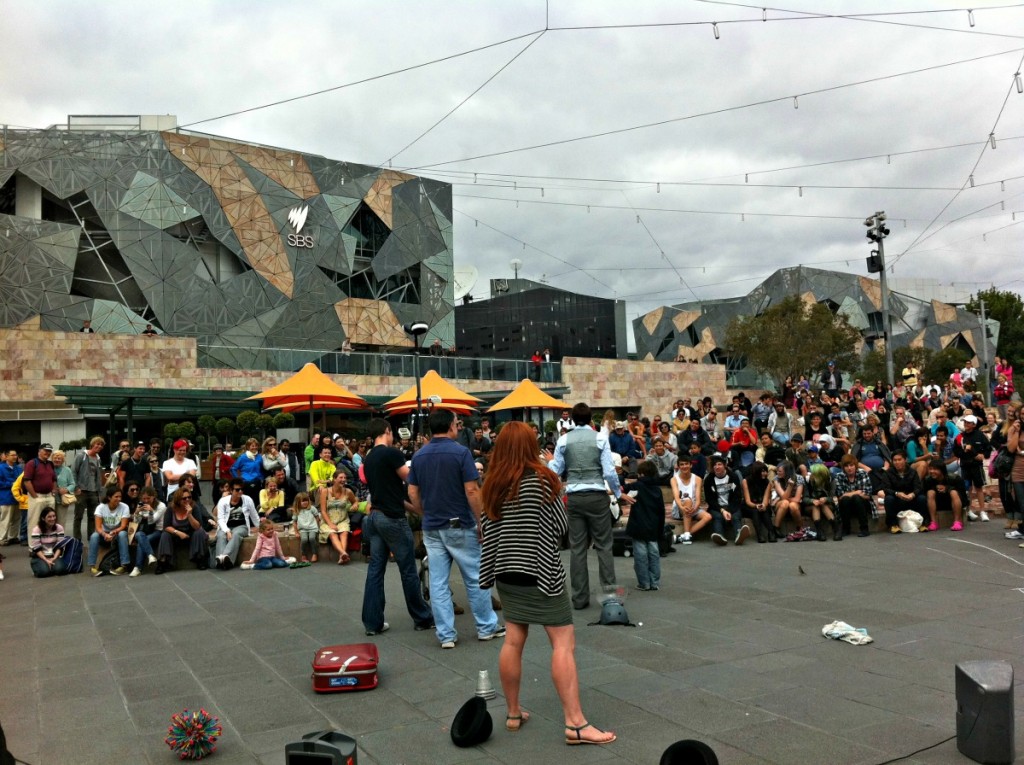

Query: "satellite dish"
left=453, top=265, right=479, bottom=301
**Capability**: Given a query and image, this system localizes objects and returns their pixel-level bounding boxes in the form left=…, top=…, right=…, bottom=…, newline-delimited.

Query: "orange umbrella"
left=245, top=363, right=369, bottom=430
left=382, top=400, right=477, bottom=416
left=382, top=369, right=482, bottom=414
left=487, top=378, right=566, bottom=413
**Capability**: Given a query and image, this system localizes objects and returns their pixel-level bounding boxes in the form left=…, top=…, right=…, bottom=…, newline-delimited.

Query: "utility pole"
left=864, top=212, right=893, bottom=386
left=978, top=299, right=990, bottom=406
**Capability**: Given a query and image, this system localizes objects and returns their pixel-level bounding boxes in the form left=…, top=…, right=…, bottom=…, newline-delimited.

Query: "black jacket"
left=703, top=468, right=743, bottom=514
left=882, top=467, right=922, bottom=496
left=624, top=476, right=665, bottom=542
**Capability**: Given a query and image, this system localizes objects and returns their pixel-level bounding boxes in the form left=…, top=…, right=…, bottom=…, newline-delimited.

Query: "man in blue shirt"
left=549, top=403, right=635, bottom=610
left=408, top=409, right=503, bottom=649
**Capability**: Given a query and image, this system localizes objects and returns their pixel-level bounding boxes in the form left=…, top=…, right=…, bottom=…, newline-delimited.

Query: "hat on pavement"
left=450, top=697, right=492, bottom=747
left=660, top=739, right=720, bottom=765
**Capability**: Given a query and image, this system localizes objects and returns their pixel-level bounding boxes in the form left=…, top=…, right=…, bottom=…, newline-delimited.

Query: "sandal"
left=506, top=711, right=529, bottom=731
left=565, top=722, right=615, bottom=746
left=340, top=553, right=351, bottom=565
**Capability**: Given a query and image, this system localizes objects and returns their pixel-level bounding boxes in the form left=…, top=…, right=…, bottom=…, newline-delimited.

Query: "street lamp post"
left=404, top=321, right=430, bottom=441
left=864, top=212, right=894, bottom=386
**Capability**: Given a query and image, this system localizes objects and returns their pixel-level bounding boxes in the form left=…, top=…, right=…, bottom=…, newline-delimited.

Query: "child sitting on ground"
left=292, top=492, right=321, bottom=562
left=242, top=519, right=289, bottom=570
left=623, top=460, right=665, bottom=591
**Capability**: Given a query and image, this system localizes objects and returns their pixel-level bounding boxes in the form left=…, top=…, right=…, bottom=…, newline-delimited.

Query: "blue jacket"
left=608, top=430, right=640, bottom=460
left=0, top=462, right=22, bottom=506
left=231, top=452, right=263, bottom=482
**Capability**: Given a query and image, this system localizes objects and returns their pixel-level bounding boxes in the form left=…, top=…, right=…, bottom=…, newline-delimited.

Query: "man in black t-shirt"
left=360, top=419, right=433, bottom=636
left=117, top=442, right=150, bottom=489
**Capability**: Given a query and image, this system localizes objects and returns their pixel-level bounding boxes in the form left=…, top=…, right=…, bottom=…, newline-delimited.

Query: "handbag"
left=61, top=493, right=76, bottom=506
left=991, top=448, right=1015, bottom=479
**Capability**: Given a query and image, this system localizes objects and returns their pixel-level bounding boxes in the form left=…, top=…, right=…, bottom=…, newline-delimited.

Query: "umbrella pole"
left=309, top=396, right=314, bottom=438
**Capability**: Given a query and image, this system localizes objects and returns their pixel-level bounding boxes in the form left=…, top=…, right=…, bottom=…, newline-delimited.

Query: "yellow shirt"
left=308, top=459, right=336, bottom=489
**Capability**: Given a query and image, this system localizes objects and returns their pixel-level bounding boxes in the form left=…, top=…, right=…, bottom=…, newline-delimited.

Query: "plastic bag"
left=897, top=509, right=923, bottom=533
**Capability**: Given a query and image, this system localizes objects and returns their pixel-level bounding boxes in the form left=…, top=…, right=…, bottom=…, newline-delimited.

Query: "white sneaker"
left=147, top=554, right=158, bottom=566
left=967, top=510, right=979, bottom=521
left=240, top=563, right=255, bottom=570
left=681, top=532, right=692, bottom=545
left=285, top=556, right=297, bottom=564
left=129, top=567, right=142, bottom=578
left=0, top=570, right=4, bottom=580
left=979, top=511, right=990, bottom=522
left=1004, top=530, right=1023, bottom=539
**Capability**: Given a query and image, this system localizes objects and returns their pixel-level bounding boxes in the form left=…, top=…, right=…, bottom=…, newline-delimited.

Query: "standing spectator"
left=278, top=439, right=301, bottom=484
left=542, top=347, right=554, bottom=382
left=80, top=319, right=95, bottom=333
left=548, top=403, right=634, bottom=610
left=821, top=361, right=843, bottom=398
left=304, top=433, right=321, bottom=477
left=260, top=437, right=286, bottom=478
left=117, top=442, right=150, bottom=490
left=995, top=356, right=1013, bottom=386
left=110, top=439, right=131, bottom=472
left=556, top=409, right=574, bottom=433
left=162, top=439, right=198, bottom=499
left=479, top=421, right=616, bottom=746
left=408, top=409, right=503, bottom=648
left=994, top=374, right=1015, bottom=420
left=960, top=360, right=979, bottom=392
left=51, top=450, right=76, bottom=531
left=209, top=444, right=235, bottom=495
left=623, top=461, right=665, bottom=590
left=0, top=449, right=23, bottom=546
left=230, top=438, right=263, bottom=507
left=71, top=437, right=104, bottom=546
left=955, top=415, right=991, bottom=521
left=469, top=428, right=492, bottom=462
left=360, top=419, right=434, bottom=636
left=23, top=443, right=58, bottom=549
left=141, top=323, right=158, bottom=336
left=147, top=455, right=167, bottom=503
left=530, top=350, right=543, bottom=381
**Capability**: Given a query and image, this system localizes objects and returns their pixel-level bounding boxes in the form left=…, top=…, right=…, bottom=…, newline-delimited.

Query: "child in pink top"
left=242, top=520, right=289, bottom=570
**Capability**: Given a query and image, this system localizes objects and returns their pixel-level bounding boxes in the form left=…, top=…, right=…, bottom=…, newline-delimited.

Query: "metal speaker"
left=955, top=660, right=1014, bottom=765
left=285, top=730, right=357, bottom=765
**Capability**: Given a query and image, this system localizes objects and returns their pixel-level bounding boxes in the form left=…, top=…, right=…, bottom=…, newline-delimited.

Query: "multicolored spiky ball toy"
left=165, top=708, right=222, bottom=760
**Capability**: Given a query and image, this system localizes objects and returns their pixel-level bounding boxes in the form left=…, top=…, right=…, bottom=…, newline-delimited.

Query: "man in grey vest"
left=548, top=402, right=634, bottom=609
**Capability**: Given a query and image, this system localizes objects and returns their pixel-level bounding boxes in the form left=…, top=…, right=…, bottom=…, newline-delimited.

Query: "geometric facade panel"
left=0, top=119, right=454, bottom=367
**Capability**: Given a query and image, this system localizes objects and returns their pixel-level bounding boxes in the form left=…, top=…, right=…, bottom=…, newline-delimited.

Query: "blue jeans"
left=708, top=504, right=744, bottom=538
left=88, top=530, right=130, bottom=567
left=631, top=539, right=661, bottom=589
left=254, top=556, right=288, bottom=569
left=360, top=512, right=433, bottom=633
left=423, top=527, right=499, bottom=643
left=772, top=433, right=791, bottom=446
left=134, top=530, right=161, bottom=568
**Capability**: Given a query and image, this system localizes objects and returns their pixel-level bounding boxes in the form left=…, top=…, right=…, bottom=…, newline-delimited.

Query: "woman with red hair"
left=479, top=422, right=615, bottom=747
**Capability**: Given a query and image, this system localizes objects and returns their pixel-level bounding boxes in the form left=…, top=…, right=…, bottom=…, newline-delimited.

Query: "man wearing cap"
left=162, top=439, right=198, bottom=498
left=608, top=420, right=640, bottom=471
left=23, top=443, right=58, bottom=546
left=549, top=403, right=635, bottom=610
left=117, top=442, right=150, bottom=489
left=954, top=414, right=991, bottom=522
left=703, top=455, right=750, bottom=546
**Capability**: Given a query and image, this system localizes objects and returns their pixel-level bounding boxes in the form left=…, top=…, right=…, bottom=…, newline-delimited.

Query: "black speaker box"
left=285, top=730, right=357, bottom=765
left=955, top=660, right=1014, bottom=765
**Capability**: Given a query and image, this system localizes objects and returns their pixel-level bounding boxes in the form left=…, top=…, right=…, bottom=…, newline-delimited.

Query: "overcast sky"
left=4, top=1, right=1023, bottom=340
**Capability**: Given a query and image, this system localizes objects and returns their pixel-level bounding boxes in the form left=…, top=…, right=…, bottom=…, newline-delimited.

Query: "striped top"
left=30, top=524, right=65, bottom=557
left=480, top=473, right=568, bottom=597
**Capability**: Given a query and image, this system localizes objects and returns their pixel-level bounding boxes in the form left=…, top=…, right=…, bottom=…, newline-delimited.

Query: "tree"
left=859, top=347, right=932, bottom=387
left=177, top=421, right=196, bottom=441
left=965, top=288, right=1024, bottom=362
left=256, top=413, right=275, bottom=438
left=272, top=412, right=295, bottom=430
left=215, top=417, right=235, bottom=442
left=236, top=410, right=259, bottom=440
left=924, top=346, right=970, bottom=384
left=163, top=422, right=182, bottom=440
left=723, top=295, right=861, bottom=391
left=197, top=415, right=217, bottom=437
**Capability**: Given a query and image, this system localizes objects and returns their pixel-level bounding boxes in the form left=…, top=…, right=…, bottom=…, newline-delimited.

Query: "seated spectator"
left=307, top=445, right=337, bottom=494
left=767, top=402, right=795, bottom=445
left=608, top=421, right=641, bottom=471
left=259, top=478, right=286, bottom=520
left=889, top=405, right=918, bottom=449
left=128, top=486, right=165, bottom=577
left=699, top=409, right=723, bottom=441
left=242, top=518, right=289, bottom=570
left=801, top=463, right=837, bottom=541
left=657, top=421, right=677, bottom=453
left=924, top=459, right=965, bottom=531
left=644, top=438, right=675, bottom=485
left=755, top=432, right=787, bottom=469
left=703, top=456, right=750, bottom=546
left=670, top=457, right=708, bottom=545
left=470, top=427, right=492, bottom=462
left=177, top=475, right=217, bottom=536
left=156, top=490, right=210, bottom=573
left=833, top=454, right=872, bottom=539
left=270, top=467, right=299, bottom=512
left=30, top=507, right=72, bottom=578
left=882, top=450, right=926, bottom=533
left=678, top=418, right=713, bottom=456
left=805, top=412, right=830, bottom=444
left=741, top=461, right=775, bottom=542
left=851, top=423, right=891, bottom=492
left=723, top=404, right=744, bottom=440
left=906, top=427, right=932, bottom=479
left=751, top=394, right=773, bottom=434
left=730, top=417, right=759, bottom=469
left=214, top=478, right=259, bottom=570
left=293, top=492, right=321, bottom=563
left=320, top=471, right=355, bottom=565
left=785, top=433, right=810, bottom=476
left=771, top=461, right=803, bottom=535
left=88, top=486, right=131, bottom=576
left=930, top=425, right=960, bottom=476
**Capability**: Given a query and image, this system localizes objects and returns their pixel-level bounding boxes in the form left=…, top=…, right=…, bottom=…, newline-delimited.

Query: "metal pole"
left=413, top=339, right=422, bottom=442
left=978, top=299, right=990, bottom=406
left=877, top=237, right=895, bottom=387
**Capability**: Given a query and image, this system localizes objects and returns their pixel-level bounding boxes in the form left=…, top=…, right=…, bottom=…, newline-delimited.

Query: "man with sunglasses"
left=214, top=479, right=260, bottom=570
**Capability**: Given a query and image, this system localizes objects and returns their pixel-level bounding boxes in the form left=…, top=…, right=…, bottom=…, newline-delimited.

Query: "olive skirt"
left=495, top=580, right=572, bottom=627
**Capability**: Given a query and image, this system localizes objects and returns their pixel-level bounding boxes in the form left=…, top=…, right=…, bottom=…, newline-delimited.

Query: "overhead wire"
left=403, top=46, right=1024, bottom=170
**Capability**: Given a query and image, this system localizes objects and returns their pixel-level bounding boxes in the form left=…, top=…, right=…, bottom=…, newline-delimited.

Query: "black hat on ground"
left=451, top=696, right=492, bottom=747
left=660, top=739, right=719, bottom=765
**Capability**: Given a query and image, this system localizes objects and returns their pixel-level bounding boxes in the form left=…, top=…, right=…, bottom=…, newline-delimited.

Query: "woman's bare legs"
left=544, top=624, right=614, bottom=743
left=499, top=621, right=528, bottom=721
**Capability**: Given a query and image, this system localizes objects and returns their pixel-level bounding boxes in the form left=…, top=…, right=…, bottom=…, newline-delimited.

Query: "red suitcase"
left=311, top=643, right=380, bottom=693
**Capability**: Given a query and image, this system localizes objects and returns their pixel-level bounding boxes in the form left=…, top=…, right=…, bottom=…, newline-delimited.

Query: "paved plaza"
left=1, top=524, right=1022, bottom=765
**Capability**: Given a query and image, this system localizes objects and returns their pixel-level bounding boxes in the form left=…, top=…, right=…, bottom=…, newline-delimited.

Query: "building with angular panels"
left=0, top=115, right=454, bottom=368
left=634, top=266, right=996, bottom=381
